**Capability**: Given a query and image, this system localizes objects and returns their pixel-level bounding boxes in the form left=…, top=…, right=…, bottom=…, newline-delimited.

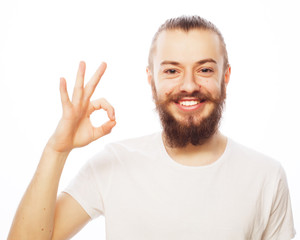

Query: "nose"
left=179, top=70, right=200, bottom=93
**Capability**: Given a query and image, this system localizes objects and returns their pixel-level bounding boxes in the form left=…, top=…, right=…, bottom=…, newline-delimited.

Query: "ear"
left=146, top=66, right=152, bottom=85
left=224, top=64, right=231, bottom=87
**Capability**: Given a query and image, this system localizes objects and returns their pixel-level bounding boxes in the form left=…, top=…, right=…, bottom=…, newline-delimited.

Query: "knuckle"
left=75, top=84, right=84, bottom=90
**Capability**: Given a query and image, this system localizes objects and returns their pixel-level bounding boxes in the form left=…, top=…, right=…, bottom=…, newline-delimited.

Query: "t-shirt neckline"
left=158, top=132, right=232, bottom=171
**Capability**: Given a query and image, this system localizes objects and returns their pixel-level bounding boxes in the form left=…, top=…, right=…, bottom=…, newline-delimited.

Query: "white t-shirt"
left=64, top=133, right=296, bottom=239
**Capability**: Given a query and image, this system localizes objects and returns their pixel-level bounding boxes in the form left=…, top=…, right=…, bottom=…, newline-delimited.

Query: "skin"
left=8, top=28, right=231, bottom=239
left=147, top=29, right=231, bottom=166
left=8, top=62, right=116, bottom=240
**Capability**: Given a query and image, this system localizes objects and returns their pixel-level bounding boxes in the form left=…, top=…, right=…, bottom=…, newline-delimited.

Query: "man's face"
left=147, top=29, right=231, bottom=147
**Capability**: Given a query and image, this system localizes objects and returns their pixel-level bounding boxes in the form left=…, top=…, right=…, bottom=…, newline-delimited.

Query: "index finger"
left=72, top=61, right=86, bottom=104
left=84, top=62, right=107, bottom=100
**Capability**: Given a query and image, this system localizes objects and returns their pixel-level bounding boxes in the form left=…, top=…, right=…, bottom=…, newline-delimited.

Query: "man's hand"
left=7, top=61, right=114, bottom=240
left=48, top=61, right=116, bottom=153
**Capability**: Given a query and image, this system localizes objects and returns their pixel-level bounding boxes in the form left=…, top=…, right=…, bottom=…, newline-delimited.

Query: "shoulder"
left=227, top=139, right=284, bottom=180
left=106, top=132, right=162, bottom=154
left=225, top=139, right=292, bottom=215
left=88, top=132, right=162, bottom=166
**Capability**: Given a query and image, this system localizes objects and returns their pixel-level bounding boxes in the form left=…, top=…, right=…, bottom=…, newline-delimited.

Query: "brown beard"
left=151, top=80, right=226, bottom=148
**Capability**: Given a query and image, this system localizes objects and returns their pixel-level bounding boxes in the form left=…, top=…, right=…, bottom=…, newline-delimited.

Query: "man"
left=8, top=15, right=295, bottom=240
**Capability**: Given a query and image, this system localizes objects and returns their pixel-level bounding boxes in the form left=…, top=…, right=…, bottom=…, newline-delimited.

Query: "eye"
left=199, top=68, right=213, bottom=73
left=164, top=69, right=178, bottom=74
left=197, top=67, right=214, bottom=77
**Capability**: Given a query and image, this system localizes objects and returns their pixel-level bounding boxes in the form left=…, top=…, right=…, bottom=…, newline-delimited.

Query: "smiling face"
left=147, top=29, right=231, bottom=147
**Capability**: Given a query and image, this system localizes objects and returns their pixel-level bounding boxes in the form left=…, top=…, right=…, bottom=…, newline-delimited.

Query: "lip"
left=175, top=98, right=206, bottom=112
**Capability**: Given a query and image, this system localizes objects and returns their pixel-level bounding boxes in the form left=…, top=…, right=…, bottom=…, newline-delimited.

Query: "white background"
left=0, top=0, right=299, bottom=239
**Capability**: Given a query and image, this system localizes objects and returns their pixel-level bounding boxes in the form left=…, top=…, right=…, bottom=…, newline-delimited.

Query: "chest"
left=104, top=165, right=267, bottom=239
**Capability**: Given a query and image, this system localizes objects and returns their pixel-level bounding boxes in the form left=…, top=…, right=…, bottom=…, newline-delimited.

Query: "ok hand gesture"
left=48, top=61, right=116, bottom=153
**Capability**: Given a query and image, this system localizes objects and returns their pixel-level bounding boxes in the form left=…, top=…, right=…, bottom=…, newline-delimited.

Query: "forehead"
left=154, top=29, right=223, bottom=66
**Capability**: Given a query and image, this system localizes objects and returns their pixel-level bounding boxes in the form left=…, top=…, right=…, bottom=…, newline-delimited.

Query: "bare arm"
left=8, top=61, right=116, bottom=240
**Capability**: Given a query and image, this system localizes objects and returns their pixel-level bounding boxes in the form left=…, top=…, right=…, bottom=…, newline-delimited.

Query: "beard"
left=151, top=80, right=226, bottom=148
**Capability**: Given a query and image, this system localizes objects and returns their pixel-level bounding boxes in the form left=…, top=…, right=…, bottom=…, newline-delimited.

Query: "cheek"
left=156, top=81, right=178, bottom=98
left=197, top=78, right=222, bottom=96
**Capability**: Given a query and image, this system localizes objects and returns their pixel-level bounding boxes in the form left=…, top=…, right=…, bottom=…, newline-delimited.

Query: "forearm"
left=8, top=145, right=70, bottom=240
left=8, top=61, right=115, bottom=239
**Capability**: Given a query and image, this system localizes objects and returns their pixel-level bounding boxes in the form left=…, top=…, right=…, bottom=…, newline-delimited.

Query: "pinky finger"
left=59, top=77, right=71, bottom=107
left=93, top=120, right=116, bottom=140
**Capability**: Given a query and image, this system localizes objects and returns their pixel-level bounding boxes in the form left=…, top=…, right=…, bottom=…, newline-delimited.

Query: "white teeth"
left=179, top=100, right=199, bottom=106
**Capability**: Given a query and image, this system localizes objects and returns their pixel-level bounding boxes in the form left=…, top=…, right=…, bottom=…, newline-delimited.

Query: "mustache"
left=164, top=91, right=221, bottom=104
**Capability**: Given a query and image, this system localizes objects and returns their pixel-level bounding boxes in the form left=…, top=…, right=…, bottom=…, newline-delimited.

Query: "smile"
left=179, top=100, right=200, bottom=106
left=175, top=98, right=206, bottom=111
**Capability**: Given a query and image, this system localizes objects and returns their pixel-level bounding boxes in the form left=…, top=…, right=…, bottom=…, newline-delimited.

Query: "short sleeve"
left=262, top=165, right=296, bottom=239
left=63, top=148, right=114, bottom=219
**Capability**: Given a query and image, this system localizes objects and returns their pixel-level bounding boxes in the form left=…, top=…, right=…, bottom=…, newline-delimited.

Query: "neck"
left=163, top=131, right=227, bottom=167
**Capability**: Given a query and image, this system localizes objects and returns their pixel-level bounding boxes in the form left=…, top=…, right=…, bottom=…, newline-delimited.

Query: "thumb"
left=93, top=120, right=116, bottom=140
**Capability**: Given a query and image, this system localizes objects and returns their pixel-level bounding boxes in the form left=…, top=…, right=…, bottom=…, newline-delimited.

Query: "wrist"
left=46, top=134, right=73, bottom=155
left=45, top=139, right=71, bottom=159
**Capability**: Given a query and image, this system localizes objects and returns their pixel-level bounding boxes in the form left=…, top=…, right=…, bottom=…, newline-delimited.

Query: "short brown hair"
left=148, top=15, right=229, bottom=72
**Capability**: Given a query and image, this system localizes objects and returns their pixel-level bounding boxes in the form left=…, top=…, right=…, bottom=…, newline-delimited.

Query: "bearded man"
left=8, top=16, right=295, bottom=240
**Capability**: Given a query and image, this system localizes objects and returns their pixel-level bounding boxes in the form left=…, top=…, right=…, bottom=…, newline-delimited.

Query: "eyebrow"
left=160, top=58, right=217, bottom=66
